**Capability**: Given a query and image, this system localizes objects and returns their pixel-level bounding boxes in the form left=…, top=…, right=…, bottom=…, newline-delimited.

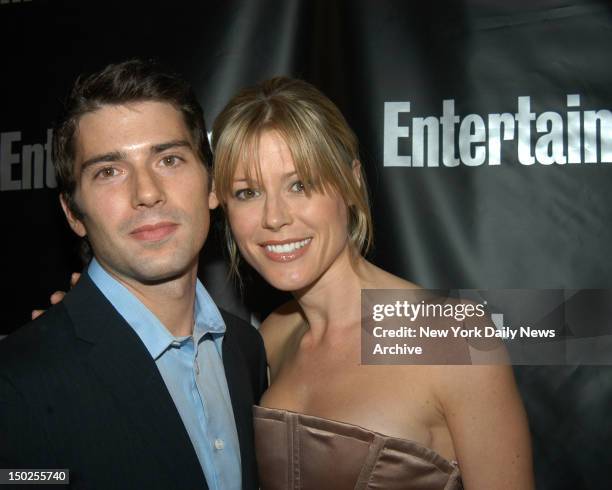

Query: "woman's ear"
left=209, top=180, right=220, bottom=210
left=351, top=160, right=362, bottom=188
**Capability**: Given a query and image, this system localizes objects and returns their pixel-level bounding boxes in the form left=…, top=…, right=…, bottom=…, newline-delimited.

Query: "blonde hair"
left=212, top=77, right=373, bottom=278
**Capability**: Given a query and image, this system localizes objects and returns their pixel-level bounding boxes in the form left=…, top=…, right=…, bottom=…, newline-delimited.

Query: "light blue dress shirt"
left=88, top=259, right=242, bottom=490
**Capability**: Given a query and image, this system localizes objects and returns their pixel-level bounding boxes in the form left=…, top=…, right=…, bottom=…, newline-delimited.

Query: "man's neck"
left=109, top=267, right=199, bottom=338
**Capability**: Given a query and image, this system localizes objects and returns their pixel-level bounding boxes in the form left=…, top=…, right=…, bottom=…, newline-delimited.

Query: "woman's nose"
left=262, top=193, right=292, bottom=230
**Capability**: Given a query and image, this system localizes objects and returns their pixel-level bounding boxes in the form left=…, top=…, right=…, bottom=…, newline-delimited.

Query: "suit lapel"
left=64, top=275, right=208, bottom=490
left=221, top=314, right=257, bottom=490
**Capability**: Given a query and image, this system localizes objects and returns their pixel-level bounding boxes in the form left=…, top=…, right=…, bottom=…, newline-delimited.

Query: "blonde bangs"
left=214, top=101, right=355, bottom=204
left=213, top=110, right=262, bottom=204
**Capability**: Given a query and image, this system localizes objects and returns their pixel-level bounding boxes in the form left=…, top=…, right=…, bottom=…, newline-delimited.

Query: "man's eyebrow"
left=79, top=140, right=194, bottom=173
left=150, top=140, right=193, bottom=154
left=80, top=151, right=127, bottom=172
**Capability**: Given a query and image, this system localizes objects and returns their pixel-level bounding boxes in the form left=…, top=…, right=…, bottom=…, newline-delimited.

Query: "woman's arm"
left=31, top=273, right=81, bottom=320
left=437, top=364, right=535, bottom=490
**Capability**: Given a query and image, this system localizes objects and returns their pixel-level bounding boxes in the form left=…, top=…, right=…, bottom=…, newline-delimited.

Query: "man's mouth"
left=129, top=222, right=179, bottom=241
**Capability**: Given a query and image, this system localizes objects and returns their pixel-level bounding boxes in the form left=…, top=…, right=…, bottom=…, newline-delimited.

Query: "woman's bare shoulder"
left=259, top=300, right=304, bottom=333
left=359, top=261, right=421, bottom=289
left=259, top=300, right=306, bottom=375
left=433, top=363, right=534, bottom=488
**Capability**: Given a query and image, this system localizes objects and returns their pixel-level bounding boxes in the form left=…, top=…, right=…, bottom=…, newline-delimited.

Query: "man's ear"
left=208, top=180, right=220, bottom=210
left=351, top=160, right=362, bottom=188
left=59, top=194, right=87, bottom=238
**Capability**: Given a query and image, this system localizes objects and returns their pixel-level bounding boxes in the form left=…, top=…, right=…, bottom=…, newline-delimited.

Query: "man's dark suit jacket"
left=0, top=273, right=268, bottom=489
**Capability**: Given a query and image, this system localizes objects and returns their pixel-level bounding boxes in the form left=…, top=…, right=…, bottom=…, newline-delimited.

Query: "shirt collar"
left=87, top=258, right=226, bottom=360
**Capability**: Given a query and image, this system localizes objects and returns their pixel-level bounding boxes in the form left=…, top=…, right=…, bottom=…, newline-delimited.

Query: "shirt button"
left=214, top=438, right=225, bottom=450
left=171, top=341, right=181, bottom=348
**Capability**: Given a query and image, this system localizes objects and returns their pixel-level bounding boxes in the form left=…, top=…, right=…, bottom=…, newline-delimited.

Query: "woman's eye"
left=234, top=188, right=260, bottom=200
left=94, top=166, right=119, bottom=179
left=290, top=181, right=306, bottom=192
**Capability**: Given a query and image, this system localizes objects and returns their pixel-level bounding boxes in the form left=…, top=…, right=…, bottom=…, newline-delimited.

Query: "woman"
left=209, top=77, right=534, bottom=489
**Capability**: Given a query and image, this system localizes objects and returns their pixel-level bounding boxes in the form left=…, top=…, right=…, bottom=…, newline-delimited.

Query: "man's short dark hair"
left=53, top=59, right=212, bottom=218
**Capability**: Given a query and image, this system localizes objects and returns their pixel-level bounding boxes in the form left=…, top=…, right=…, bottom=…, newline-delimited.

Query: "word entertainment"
left=0, top=130, right=56, bottom=191
left=384, top=94, right=611, bottom=166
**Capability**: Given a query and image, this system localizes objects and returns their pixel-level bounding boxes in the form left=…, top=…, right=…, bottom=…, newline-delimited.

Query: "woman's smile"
left=260, top=237, right=313, bottom=262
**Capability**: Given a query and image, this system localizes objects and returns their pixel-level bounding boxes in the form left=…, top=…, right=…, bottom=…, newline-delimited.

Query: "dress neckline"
left=253, top=404, right=458, bottom=472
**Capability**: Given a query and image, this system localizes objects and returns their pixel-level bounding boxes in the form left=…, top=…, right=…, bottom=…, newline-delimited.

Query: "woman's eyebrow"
left=232, top=171, right=299, bottom=183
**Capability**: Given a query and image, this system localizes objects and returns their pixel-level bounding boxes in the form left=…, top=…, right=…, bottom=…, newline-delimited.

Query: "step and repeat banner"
left=1, top=0, right=611, bottom=487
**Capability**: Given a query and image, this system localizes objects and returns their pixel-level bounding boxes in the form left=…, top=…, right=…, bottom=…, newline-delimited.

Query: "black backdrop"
left=1, top=1, right=611, bottom=487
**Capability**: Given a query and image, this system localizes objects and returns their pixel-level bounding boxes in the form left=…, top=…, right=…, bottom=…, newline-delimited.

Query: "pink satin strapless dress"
left=253, top=405, right=463, bottom=490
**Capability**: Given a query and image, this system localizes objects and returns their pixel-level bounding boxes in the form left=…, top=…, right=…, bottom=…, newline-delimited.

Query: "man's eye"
left=94, top=166, right=119, bottom=179
left=234, top=188, right=260, bottom=200
left=161, top=155, right=182, bottom=167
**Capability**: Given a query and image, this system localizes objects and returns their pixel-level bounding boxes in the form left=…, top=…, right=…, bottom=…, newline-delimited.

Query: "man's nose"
left=131, top=166, right=165, bottom=208
left=262, top=193, right=292, bottom=230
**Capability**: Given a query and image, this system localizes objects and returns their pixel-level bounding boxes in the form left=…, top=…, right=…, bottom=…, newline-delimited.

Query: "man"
left=0, top=60, right=267, bottom=489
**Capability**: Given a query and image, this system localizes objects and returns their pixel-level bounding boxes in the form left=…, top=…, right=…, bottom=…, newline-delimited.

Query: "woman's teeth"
left=265, top=238, right=311, bottom=254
